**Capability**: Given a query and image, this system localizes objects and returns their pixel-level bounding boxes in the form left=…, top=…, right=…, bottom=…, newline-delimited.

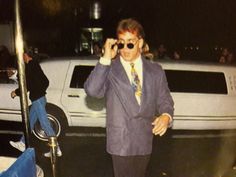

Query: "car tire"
left=32, top=104, right=68, bottom=141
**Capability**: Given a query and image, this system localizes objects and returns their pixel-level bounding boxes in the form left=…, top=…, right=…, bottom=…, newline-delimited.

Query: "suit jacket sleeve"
left=84, top=62, right=110, bottom=98
left=155, top=65, right=174, bottom=124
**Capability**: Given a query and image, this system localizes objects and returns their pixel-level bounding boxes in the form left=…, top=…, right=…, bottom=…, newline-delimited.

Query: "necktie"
left=130, top=63, right=142, bottom=97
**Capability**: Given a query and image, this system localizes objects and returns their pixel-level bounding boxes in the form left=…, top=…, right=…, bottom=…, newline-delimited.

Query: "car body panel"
left=0, top=82, right=21, bottom=121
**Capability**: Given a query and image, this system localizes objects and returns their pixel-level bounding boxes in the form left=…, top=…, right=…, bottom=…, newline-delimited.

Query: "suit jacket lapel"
left=109, top=57, right=140, bottom=118
left=139, top=58, right=154, bottom=115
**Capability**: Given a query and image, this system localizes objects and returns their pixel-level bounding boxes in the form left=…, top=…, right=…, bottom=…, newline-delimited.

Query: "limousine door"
left=61, top=62, right=106, bottom=127
left=165, top=69, right=236, bottom=130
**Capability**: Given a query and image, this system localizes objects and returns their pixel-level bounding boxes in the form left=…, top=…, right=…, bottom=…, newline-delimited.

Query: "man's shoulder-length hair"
left=116, top=18, right=145, bottom=39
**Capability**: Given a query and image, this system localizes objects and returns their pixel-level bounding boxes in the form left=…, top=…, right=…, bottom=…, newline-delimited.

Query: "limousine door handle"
left=68, top=94, right=80, bottom=98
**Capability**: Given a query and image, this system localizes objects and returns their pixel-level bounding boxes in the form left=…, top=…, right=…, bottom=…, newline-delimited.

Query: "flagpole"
left=15, top=0, right=31, bottom=148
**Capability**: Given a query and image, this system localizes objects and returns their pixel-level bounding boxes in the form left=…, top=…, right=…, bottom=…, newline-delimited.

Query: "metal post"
left=48, top=136, right=58, bottom=177
left=15, top=0, right=31, bottom=147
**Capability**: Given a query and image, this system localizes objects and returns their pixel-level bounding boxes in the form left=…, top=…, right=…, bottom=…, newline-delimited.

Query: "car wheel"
left=32, top=104, right=68, bottom=141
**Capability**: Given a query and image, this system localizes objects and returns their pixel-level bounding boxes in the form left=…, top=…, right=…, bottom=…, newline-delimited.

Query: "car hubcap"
left=32, top=114, right=61, bottom=141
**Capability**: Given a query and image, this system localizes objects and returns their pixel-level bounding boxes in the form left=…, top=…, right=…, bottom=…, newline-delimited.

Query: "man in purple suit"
left=84, top=18, right=174, bottom=177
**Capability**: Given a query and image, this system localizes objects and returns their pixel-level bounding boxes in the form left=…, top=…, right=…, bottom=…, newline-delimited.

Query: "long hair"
left=116, top=18, right=145, bottom=39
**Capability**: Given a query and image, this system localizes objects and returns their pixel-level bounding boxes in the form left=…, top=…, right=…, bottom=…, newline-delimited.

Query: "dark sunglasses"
left=117, top=43, right=134, bottom=49
left=116, top=39, right=139, bottom=49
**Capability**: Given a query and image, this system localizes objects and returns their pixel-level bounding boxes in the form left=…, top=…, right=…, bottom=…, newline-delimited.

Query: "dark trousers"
left=112, top=154, right=150, bottom=177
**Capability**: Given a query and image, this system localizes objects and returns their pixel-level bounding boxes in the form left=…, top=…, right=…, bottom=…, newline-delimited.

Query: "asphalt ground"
left=1, top=121, right=236, bottom=177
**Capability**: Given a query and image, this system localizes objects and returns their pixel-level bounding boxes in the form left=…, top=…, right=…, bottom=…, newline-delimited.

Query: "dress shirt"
left=120, top=56, right=143, bottom=104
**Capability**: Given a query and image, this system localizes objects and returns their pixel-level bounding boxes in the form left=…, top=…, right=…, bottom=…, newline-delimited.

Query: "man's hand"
left=102, top=38, right=118, bottom=59
left=152, top=114, right=170, bottom=136
left=7, top=68, right=16, bottom=78
left=11, top=91, right=16, bottom=99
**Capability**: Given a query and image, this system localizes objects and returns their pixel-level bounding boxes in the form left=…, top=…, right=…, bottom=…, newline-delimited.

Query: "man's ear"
left=138, top=38, right=144, bottom=49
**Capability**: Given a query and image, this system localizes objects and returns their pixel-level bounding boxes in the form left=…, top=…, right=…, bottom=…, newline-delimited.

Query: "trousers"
left=20, top=96, right=55, bottom=142
left=112, top=154, right=150, bottom=177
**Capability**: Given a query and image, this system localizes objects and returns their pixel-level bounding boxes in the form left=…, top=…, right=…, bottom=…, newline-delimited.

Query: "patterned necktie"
left=130, top=63, right=142, bottom=97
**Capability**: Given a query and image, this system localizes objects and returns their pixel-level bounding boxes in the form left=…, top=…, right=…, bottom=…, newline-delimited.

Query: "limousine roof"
left=158, top=58, right=236, bottom=67
left=40, top=56, right=236, bottom=71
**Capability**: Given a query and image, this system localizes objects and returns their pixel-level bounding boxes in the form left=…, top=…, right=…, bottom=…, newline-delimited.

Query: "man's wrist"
left=99, top=57, right=111, bottom=65
left=161, top=113, right=173, bottom=127
left=161, top=113, right=172, bottom=120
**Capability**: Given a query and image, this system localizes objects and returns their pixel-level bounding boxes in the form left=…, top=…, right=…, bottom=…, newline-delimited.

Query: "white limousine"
left=0, top=56, right=236, bottom=140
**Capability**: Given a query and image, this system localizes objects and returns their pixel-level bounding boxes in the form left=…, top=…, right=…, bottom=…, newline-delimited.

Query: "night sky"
left=1, top=0, right=236, bottom=58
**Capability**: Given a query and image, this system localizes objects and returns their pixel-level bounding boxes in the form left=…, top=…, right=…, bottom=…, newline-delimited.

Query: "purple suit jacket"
left=84, top=56, right=174, bottom=156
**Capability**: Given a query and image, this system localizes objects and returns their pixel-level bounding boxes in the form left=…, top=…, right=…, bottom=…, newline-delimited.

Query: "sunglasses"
left=116, top=39, right=139, bottom=49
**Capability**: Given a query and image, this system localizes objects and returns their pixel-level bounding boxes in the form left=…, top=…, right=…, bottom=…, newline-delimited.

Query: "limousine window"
left=0, top=71, right=16, bottom=84
left=70, top=65, right=94, bottom=88
left=70, top=66, right=228, bottom=94
left=0, top=71, right=8, bottom=84
left=165, top=70, right=228, bottom=94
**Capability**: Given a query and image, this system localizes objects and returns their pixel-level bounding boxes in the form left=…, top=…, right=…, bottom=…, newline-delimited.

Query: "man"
left=9, top=49, right=62, bottom=157
left=84, top=18, right=174, bottom=177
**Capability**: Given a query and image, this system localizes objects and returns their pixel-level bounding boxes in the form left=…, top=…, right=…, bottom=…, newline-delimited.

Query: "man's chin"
left=121, top=55, right=133, bottom=62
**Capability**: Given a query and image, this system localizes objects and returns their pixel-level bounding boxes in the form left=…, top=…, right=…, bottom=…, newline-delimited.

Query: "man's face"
left=117, top=31, right=143, bottom=62
left=23, top=53, right=31, bottom=63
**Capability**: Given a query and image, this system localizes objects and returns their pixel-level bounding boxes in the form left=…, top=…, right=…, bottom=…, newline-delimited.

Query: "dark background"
left=1, top=0, right=236, bottom=60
